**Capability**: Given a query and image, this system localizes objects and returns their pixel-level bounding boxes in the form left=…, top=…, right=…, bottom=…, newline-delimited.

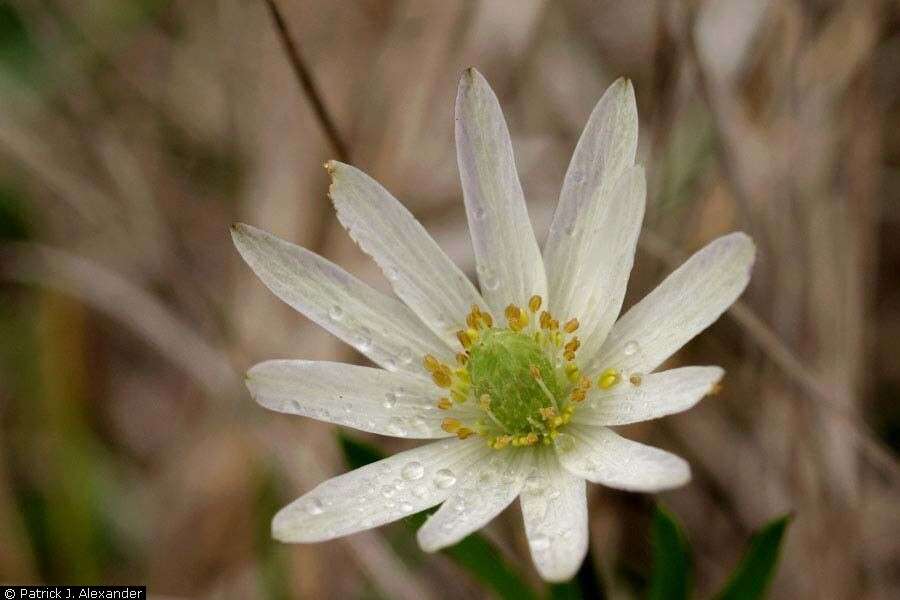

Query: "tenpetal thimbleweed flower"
left=232, top=68, right=754, bottom=582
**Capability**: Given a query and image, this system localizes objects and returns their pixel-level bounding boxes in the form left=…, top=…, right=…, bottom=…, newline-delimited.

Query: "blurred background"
left=0, top=0, right=898, bottom=598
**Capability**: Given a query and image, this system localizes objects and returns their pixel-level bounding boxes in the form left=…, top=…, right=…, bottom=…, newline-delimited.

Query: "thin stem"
left=262, top=0, right=350, bottom=162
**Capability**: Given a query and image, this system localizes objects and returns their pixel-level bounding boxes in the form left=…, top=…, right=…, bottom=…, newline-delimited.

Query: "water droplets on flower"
left=304, top=497, right=324, bottom=515
left=328, top=305, right=344, bottom=321
left=383, top=392, right=398, bottom=409
left=433, top=468, right=456, bottom=489
left=623, top=340, right=641, bottom=356
left=402, top=461, right=425, bottom=481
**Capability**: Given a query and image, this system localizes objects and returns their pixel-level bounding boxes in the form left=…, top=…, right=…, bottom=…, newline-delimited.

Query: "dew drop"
left=305, top=497, right=324, bottom=515
left=383, top=392, right=398, bottom=409
left=553, top=433, right=576, bottom=453
left=530, top=534, right=550, bottom=552
left=433, top=469, right=457, bottom=489
left=380, top=485, right=396, bottom=499
left=400, top=502, right=414, bottom=513
left=623, top=340, right=641, bottom=356
left=398, top=347, right=413, bottom=365
left=356, top=327, right=373, bottom=352
left=328, top=305, right=344, bottom=321
left=387, top=417, right=406, bottom=436
left=385, top=266, right=400, bottom=281
left=402, top=461, right=425, bottom=481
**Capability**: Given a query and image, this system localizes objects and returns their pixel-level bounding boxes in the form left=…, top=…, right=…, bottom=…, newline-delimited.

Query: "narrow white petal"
left=272, top=438, right=486, bottom=542
left=588, top=232, right=755, bottom=376
left=556, top=425, right=690, bottom=492
left=231, top=223, right=454, bottom=374
left=455, top=68, right=546, bottom=313
left=544, top=79, right=641, bottom=355
left=573, top=366, right=724, bottom=427
left=416, top=447, right=531, bottom=552
left=246, top=360, right=480, bottom=439
left=520, top=450, right=588, bottom=582
left=328, top=161, right=487, bottom=343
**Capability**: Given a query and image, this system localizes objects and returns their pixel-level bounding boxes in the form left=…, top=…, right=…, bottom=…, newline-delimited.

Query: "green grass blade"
left=714, top=515, right=792, bottom=600
left=648, top=504, right=691, bottom=600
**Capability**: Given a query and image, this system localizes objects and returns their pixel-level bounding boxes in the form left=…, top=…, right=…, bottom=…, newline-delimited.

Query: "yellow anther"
left=539, top=311, right=552, bottom=329
left=563, top=318, right=579, bottom=333
left=525, top=432, right=539, bottom=445
left=549, top=319, right=559, bottom=332
left=479, top=393, right=491, bottom=409
left=504, top=304, right=519, bottom=321
left=456, top=427, right=474, bottom=440
left=466, top=311, right=480, bottom=329
left=423, top=354, right=441, bottom=373
left=441, top=418, right=461, bottom=433
left=539, top=407, right=557, bottom=420
left=437, top=397, right=452, bottom=410
left=456, top=352, right=469, bottom=366
left=579, top=376, right=592, bottom=390
left=491, top=435, right=511, bottom=449
left=564, top=363, right=580, bottom=382
left=564, top=349, right=576, bottom=362
left=564, top=337, right=580, bottom=353
left=451, top=389, right=468, bottom=404
left=598, top=368, right=621, bottom=390
left=455, top=368, right=470, bottom=383
left=629, top=374, right=643, bottom=386
left=457, top=330, right=473, bottom=349
left=481, top=312, right=493, bottom=328
left=529, top=364, right=542, bottom=380
left=528, top=295, right=542, bottom=313
left=432, top=369, right=452, bottom=388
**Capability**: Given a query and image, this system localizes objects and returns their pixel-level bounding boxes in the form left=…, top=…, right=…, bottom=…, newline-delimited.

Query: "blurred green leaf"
left=648, top=504, right=691, bottom=600
left=338, top=434, right=538, bottom=600
left=714, top=515, right=792, bottom=600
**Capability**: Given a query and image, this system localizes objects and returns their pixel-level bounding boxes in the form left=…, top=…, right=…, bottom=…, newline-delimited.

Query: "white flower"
left=232, top=68, right=754, bottom=582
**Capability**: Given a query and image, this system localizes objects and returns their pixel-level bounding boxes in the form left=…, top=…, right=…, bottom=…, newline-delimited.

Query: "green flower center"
left=468, top=329, right=562, bottom=435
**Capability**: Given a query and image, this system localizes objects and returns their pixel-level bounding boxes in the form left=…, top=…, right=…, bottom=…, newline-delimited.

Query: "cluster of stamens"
left=423, top=294, right=635, bottom=450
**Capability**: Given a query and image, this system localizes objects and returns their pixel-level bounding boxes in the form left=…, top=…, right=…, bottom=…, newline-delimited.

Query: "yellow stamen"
left=423, top=354, right=441, bottom=373
left=457, top=330, right=473, bottom=349
left=432, top=369, right=452, bottom=388
left=528, top=295, right=542, bottom=313
left=598, top=368, right=621, bottom=389
left=629, top=374, right=643, bottom=386
left=563, top=318, right=579, bottom=333
left=456, top=427, right=474, bottom=440
left=564, top=363, right=580, bottom=382
left=441, top=418, right=461, bottom=433
left=437, top=397, right=452, bottom=410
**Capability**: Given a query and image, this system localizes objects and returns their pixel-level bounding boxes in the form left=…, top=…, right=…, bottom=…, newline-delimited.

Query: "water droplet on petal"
left=553, top=433, right=576, bottom=453
left=402, top=461, right=425, bottom=481
left=328, top=305, right=344, bottom=321
left=400, top=502, right=414, bottom=513
left=433, top=469, right=457, bottom=489
left=385, top=266, right=400, bottom=281
left=387, top=417, right=406, bottom=436
left=383, top=392, right=398, bottom=409
left=398, top=347, right=413, bottom=365
left=380, top=485, right=396, bottom=499
left=530, top=534, right=550, bottom=551
left=305, top=497, right=324, bottom=515
left=623, top=340, right=640, bottom=356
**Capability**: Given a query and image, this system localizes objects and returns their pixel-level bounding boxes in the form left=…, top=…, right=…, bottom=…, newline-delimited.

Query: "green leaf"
left=714, top=514, right=792, bottom=600
left=338, top=433, right=538, bottom=600
left=648, top=504, right=691, bottom=600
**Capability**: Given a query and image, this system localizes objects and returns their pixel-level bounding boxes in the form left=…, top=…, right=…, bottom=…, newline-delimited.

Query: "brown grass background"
left=0, top=1, right=898, bottom=598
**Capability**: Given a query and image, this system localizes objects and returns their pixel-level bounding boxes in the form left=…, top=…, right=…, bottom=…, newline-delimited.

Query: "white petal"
left=588, top=232, right=755, bottom=376
left=417, top=447, right=532, bottom=552
left=520, top=450, right=588, bottom=582
left=272, top=438, right=487, bottom=542
left=231, top=223, right=454, bottom=374
left=328, top=161, right=487, bottom=344
left=455, top=68, right=546, bottom=313
left=556, top=425, right=690, bottom=492
left=246, top=360, right=480, bottom=439
left=544, top=79, right=641, bottom=356
left=573, top=366, right=724, bottom=427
